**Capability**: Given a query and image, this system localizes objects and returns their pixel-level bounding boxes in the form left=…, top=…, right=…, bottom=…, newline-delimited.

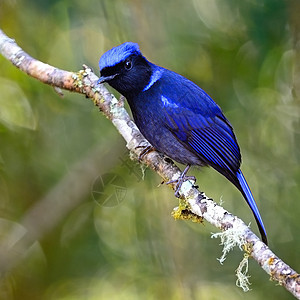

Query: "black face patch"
left=99, top=54, right=152, bottom=98
left=100, top=55, right=148, bottom=78
left=100, top=61, right=123, bottom=78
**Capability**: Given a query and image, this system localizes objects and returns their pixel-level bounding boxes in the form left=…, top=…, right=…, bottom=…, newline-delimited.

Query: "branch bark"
left=0, top=29, right=299, bottom=298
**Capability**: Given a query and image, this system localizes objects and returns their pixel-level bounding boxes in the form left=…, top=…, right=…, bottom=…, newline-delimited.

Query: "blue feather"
left=99, top=42, right=140, bottom=70
left=236, top=169, right=267, bottom=242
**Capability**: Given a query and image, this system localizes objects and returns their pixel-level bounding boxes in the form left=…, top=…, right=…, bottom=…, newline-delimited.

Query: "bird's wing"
left=160, top=74, right=241, bottom=183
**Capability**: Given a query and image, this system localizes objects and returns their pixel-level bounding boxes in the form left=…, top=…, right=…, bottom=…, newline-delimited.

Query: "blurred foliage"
left=0, top=0, right=299, bottom=299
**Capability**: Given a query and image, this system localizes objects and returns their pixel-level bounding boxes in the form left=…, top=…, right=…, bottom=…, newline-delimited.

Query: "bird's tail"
left=236, top=169, right=268, bottom=245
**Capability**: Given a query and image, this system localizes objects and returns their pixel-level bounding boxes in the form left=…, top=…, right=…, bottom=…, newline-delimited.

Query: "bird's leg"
left=136, top=144, right=156, bottom=161
left=166, top=165, right=196, bottom=197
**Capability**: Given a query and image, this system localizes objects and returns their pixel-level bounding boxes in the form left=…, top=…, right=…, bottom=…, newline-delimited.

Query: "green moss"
left=172, top=198, right=203, bottom=223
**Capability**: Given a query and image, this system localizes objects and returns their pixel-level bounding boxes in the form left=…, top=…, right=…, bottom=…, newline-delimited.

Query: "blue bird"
left=98, top=42, right=268, bottom=244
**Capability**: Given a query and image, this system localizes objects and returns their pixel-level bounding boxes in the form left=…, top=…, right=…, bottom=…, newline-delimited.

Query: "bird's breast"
left=127, top=94, right=203, bottom=166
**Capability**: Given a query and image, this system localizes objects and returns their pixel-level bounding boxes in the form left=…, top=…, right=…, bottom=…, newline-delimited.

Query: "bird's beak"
left=97, top=74, right=118, bottom=84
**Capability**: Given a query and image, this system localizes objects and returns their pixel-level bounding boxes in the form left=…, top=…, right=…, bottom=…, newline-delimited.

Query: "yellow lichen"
left=242, top=242, right=253, bottom=255
left=172, top=199, right=203, bottom=223
left=268, top=257, right=275, bottom=265
left=72, top=70, right=85, bottom=89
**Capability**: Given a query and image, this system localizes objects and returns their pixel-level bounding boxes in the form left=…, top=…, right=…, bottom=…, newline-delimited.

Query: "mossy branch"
left=0, top=29, right=299, bottom=298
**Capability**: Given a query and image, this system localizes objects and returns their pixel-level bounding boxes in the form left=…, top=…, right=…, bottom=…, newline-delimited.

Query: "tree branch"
left=0, top=29, right=299, bottom=298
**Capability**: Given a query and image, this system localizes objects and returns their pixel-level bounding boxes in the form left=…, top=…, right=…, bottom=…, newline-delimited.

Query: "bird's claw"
left=165, top=165, right=196, bottom=197
left=166, top=175, right=196, bottom=197
left=136, top=145, right=155, bottom=161
left=118, top=95, right=126, bottom=107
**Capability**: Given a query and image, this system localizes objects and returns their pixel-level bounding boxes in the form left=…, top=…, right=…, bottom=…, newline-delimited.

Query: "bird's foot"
left=118, top=95, right=126, bottom=107
left=166, top=165, right=196, bottom=197
left=136, top=144, right=155, bottom=161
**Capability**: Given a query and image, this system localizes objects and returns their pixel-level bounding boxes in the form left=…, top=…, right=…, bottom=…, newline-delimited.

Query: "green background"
left=0, top=0, right=299, bottom=299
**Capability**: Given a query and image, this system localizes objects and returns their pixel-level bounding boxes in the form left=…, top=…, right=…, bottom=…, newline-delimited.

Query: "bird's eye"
left=124, top=58, right=132, bottom=70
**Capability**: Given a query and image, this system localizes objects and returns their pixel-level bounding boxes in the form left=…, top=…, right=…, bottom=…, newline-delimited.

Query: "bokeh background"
left=0, top=0, right=299, bottom=299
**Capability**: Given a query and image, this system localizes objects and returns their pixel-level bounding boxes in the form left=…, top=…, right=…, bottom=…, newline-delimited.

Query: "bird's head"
left=98, top=42, right=152, bottom=97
